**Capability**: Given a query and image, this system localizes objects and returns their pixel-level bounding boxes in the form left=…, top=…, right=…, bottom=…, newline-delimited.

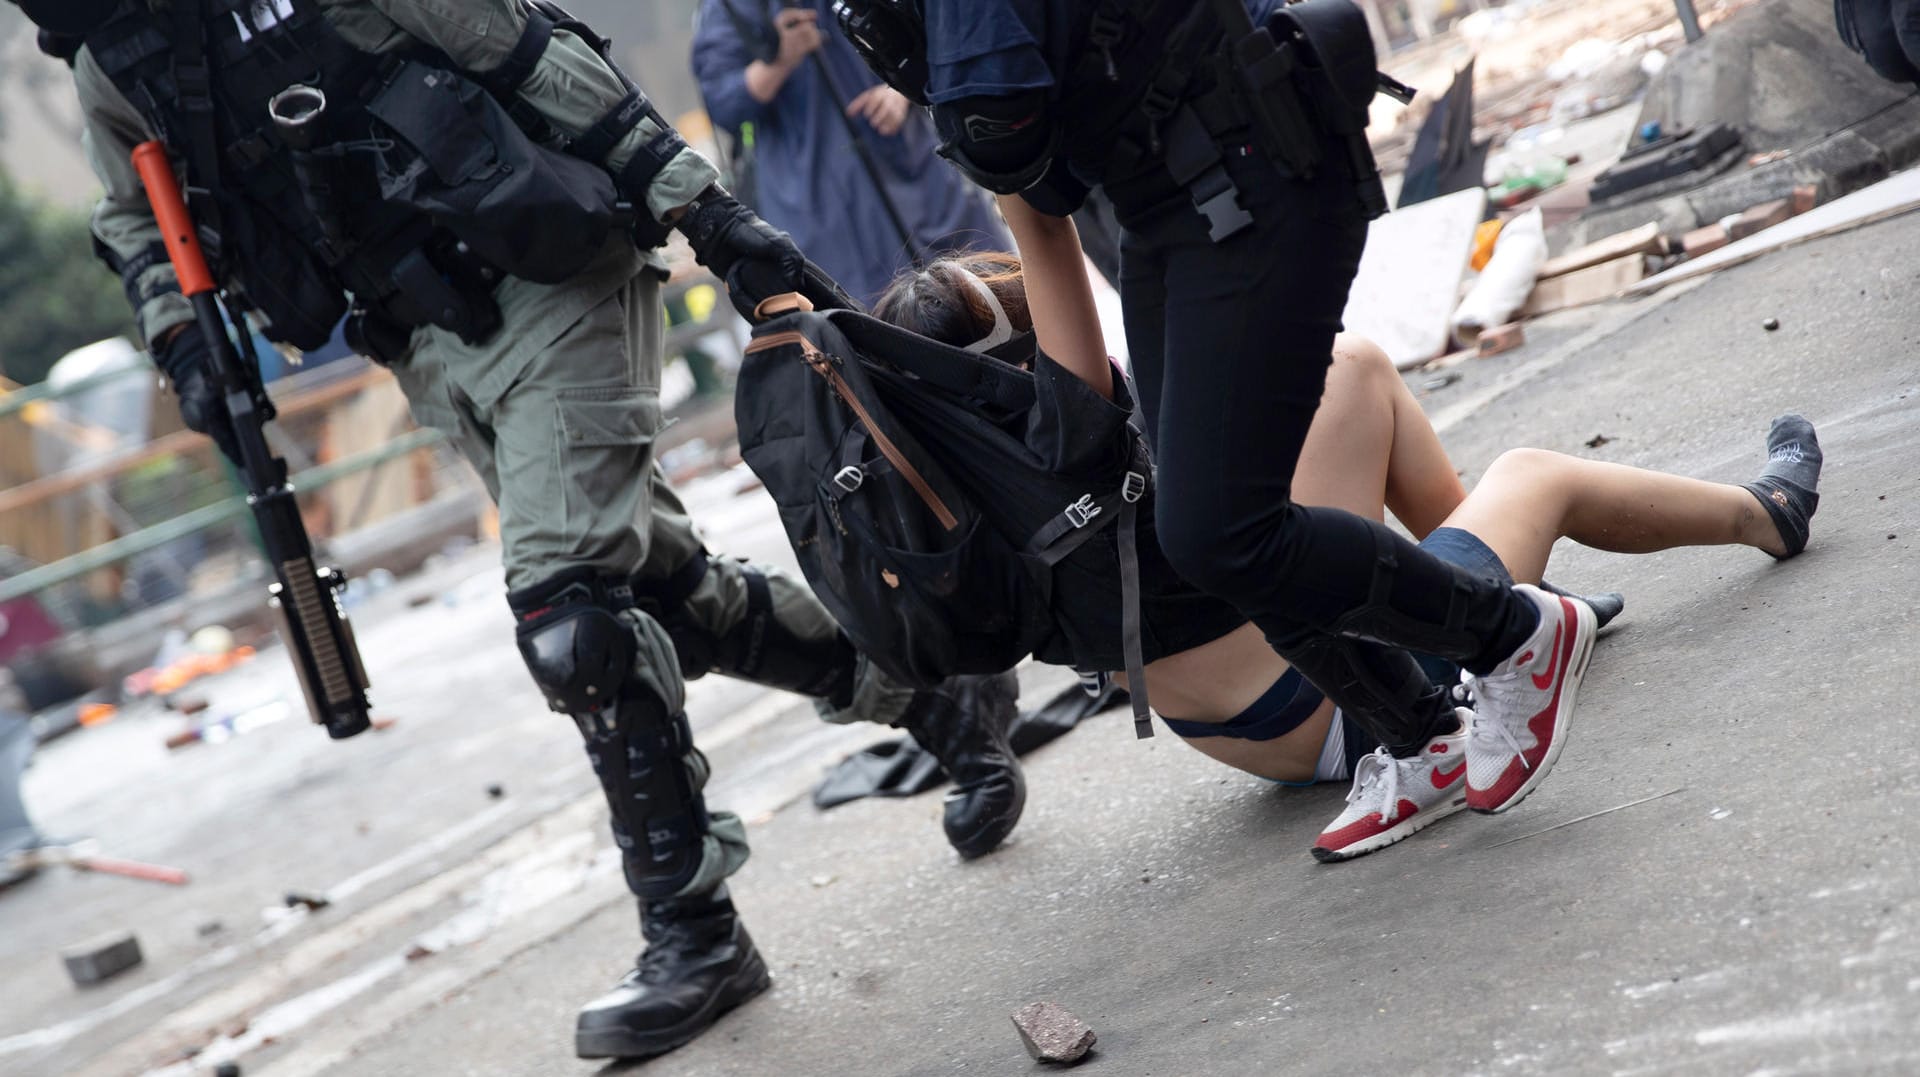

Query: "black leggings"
left=1111, top=144, right=1538, bottom=753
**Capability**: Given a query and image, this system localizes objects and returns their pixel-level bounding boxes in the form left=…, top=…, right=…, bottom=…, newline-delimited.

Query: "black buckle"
left=1141, top=80, right=1180, bottom=123
left=175, top=62, right=212, bottom=110
left=1189, top=164, right=1253, bottom=242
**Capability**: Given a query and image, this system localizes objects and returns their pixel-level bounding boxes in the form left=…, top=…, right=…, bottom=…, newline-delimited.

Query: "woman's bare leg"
left=1442, top=448, right=1789, bottom=586
left=1381, top=357, right=1469, bottom=538
left=1293, top=335, right=1464, bottom=527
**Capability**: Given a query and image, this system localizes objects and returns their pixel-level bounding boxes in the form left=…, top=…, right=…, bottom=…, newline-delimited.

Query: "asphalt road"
left=6, top=205, right=1919, bottom=1077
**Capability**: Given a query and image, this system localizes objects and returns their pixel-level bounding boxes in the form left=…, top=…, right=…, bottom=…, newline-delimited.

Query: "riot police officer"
left=14, top=0, right=1024, bottom=1059
left=836, top=0, right=1600, bottom=856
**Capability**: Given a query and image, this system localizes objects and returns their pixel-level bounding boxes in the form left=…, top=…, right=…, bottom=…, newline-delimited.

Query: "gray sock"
left=1741, top=413, right=1822, bottom=559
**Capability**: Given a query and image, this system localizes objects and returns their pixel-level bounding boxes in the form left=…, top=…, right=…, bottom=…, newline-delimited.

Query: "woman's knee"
left=1482, top=447, right=1565, bottom=488
left=1331, top=334, right=1396, bottom=382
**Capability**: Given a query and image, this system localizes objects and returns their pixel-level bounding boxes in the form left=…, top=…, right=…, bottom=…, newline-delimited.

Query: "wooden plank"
left=1521, top=253, right=1649, bottom=316
left=1538, top=222, right=1663, bottom=280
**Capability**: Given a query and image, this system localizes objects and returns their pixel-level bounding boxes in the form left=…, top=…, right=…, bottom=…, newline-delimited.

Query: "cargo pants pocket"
left=555, top=388, right=663, bottom=561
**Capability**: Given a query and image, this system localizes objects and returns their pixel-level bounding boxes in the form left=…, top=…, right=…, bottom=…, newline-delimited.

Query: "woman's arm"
left=996, top=193, right=1113, bottom=399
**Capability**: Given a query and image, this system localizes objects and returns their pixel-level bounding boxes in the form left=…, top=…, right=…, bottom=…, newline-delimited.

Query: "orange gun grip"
left=131, top=141, right=215, bottom=297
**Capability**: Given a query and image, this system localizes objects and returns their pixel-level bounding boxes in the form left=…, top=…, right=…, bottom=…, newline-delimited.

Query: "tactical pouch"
left=1265, top=0, right=1389, bottom=217
left=221, top=199, right=350, bottom=350
left=366, top=61, right=623, bottom=284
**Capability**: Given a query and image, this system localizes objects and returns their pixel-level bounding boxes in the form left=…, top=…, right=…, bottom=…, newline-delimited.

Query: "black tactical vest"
left=86, top=0, right=625, bottom=350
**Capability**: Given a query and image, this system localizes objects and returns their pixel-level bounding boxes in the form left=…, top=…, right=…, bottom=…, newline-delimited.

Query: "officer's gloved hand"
left=677, top=190, right=857, bottom=317
left=155, top=323, right=244, bottom=467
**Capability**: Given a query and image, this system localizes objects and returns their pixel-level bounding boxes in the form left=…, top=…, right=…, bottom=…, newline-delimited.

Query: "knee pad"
left=634, top=555, right=857, bottom=704
left=509, top=568, right=638, bottom=715
left=509, top=568, right=714, bottom=898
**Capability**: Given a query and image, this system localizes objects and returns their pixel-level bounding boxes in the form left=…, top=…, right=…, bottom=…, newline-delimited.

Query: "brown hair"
left=872, top=251, right=1033, bottom=350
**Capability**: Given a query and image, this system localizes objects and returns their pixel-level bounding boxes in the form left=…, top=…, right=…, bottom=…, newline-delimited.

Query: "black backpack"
left=737, top=299, right=1157, bottom=737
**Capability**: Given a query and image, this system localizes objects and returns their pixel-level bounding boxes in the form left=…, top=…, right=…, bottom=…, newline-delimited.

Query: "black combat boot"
left=896, top=671, right=1026, bottom=859
left=574, top=887, right=771, bottom=1059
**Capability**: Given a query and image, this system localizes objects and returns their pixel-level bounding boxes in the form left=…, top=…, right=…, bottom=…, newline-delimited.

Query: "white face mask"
left=950, top=266, right=1014, bottom=353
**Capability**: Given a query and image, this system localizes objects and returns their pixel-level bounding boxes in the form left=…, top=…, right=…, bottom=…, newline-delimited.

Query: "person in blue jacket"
left=692, top=0, right=1011, bottom=306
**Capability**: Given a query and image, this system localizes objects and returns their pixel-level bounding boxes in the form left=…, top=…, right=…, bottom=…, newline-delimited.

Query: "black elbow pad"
left=932, top=90, right=1057, bottom=195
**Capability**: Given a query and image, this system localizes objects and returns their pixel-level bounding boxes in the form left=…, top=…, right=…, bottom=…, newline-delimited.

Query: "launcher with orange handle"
left=132, top=141, right=372, bottom=740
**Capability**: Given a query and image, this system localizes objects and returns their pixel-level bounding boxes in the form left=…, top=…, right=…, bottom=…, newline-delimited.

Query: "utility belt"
left=1089, top=0, right=1407, bottom=242
left=343, top=225, right=506, bottom=364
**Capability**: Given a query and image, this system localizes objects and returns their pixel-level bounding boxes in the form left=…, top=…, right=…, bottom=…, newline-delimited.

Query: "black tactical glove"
left=676, top=189, right=858, bottom=317
left=155, top=323, right=243, bottom=467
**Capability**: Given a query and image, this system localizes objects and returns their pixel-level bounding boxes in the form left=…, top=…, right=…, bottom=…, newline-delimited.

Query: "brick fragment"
left=1791, top=184, right=1818, bottom=215
left=1681, top=224, right=1730, bottom=258
left=63, top=932, right=143, bottom=986
left=1477, top=323, right=1526, bottom=357
left=1012, top=1001, right=1097, bottom=1064
left=1728, top=199, right=1791, bottom=240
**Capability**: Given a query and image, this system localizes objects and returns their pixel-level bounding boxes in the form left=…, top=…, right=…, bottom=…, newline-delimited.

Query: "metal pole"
left=808, top=53, right=922, bottom=265
left=1674, top=0, right=1703, bottom=42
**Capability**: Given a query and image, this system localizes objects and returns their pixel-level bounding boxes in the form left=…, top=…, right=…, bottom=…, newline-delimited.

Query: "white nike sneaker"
left=1464, top=584, right=1598, bottom=814
left=1311, top=714, right=1470, bottom=862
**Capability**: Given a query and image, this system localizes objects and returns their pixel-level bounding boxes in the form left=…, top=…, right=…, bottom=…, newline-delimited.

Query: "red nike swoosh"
left=1531, top=617, right=1565, bottom=690
left=1431, top=761, right=1466, bottom=789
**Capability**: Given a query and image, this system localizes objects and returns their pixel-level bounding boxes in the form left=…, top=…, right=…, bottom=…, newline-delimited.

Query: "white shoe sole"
left=1474, top=596, right=1598, bottom=815
left=1312, top=790, right=1470, bottom=862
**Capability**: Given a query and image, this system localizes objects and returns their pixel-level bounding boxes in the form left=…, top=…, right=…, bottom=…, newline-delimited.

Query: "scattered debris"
left=197, top=920, right=226, bottom=938
left=214, top=1062, right=243, bottom=1077
left=63, top=932, right=144, bottom=986
left=170, top=695, right=211, bottom=716
left=1729, top=199, right=1791, bottom=241
left=404, top=943, right=436, bottom=961
left=6, top=841, right=188, bottom=885
left=1681, top=222, right=1731, bottom=258
left=809, top=874, right=837, bottom=888
left=1585, top=434, right=1613, bottom=448
left=124, top=628, right=256, bottom=699
left=1477, top=323, right=1526, bottom=358
left=1453, top=208, right=1546, bottom=346
left=1762, top=317, right=1781, bottom=331
left=1486, top=787, right=1684, bottom=849
left=77, top=702, right=118, bottom=728
left=370, top=716, right=399, bottom=732
left=1346, top=186, right=1488, bottom=368
left=1421, top=372, right=1463, bottom=392
left=485, top=783, right=506, bottom=800
left=165, top=700, right=295, bottom=750
left=1791, top=184, right=1818, bottom=216
left=284, top=891, right=331, bottom=912
left=1524, top=253, right=1650, bottom=315
left=1011, top=1001, right=1097, bottom=1064
left=1539, top=222, right=1665, bottom=280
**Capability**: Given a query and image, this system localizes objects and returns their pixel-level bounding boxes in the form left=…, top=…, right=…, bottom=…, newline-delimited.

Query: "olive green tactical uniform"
left=74, top=0, right=901, bottom=897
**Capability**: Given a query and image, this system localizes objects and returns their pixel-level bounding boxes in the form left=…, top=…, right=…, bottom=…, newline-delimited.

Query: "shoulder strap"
left=166, top=0, right=224, bottom=238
